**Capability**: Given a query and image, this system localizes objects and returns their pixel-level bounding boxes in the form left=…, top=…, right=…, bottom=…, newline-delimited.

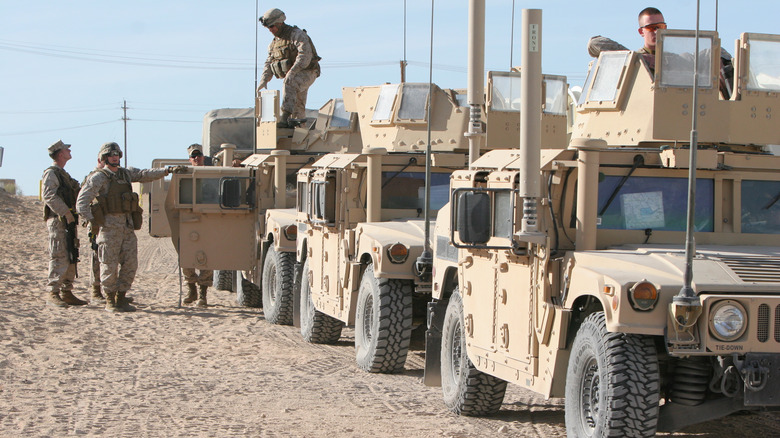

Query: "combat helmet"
left=260, top=8, right=285, bottom=27
left=98, top=142, right=123, bottom=163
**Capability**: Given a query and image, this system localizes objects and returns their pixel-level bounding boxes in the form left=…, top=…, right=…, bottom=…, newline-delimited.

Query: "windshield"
left=381, top=171, right=450, bottom=210
left=741, top=180, right=780, bottom=234
left=597, top=175, right=714, bottom=231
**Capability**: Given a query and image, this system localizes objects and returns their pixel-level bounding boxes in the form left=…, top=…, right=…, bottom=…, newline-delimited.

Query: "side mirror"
left=456, top=191, right=490, bottom=244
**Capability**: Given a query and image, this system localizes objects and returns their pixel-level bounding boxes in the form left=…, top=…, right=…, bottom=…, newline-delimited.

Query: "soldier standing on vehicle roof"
left=42, top=140, right=89, bottom=308
left=181, top=144, right=213, bottom=307
left=258, top=7, right=321, bottom=128
left=76, top=142, right=187, bottom=312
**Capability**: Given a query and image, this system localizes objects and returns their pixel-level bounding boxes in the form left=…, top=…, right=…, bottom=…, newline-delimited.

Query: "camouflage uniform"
left=42, top=154, right=85, bottom=307
left=81, top=168, right=105, bottom=302
left=259, top=10, right=321, bottom=120
left=182, top=143, right=213, bottom=306
left=76, top=165, right=167, bottom=311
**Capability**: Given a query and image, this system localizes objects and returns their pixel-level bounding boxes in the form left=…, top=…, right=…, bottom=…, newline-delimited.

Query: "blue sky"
left=2, top=1, right=779, bottom=196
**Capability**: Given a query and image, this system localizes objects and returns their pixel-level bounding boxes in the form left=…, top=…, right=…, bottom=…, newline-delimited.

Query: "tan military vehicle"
left=425, top=8, right=780, bottom=437
left=292, top=68, right=570, bottom=375
left=151, top=89, right=363, bottom=312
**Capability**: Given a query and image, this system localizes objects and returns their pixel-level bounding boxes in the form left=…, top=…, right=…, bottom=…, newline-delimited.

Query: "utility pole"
left=122, top=100, right=129, bottom=167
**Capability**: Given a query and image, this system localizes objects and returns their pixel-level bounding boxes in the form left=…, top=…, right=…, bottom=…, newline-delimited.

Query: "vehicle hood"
left=571, top=245, right=780, bottom=292
left=357, top=219, right=433, bottom=248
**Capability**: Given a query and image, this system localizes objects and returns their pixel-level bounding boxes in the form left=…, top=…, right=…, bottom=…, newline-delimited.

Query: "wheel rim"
left=447, top=318, right=463, bottom=386
left=268, top=264, right=278, bottom=305
left=580, top=356, right=600, bottom=434
left=360, top=294, right=374, bottom=346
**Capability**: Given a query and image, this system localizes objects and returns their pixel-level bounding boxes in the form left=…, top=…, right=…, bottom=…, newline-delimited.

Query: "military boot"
left=61, top=290, right=88, bottom=306
left=91, top=284, right=104, bottom=302
left=183, top=283, right=198, bottom=304
left=105, top=292, right=118, bottom=313
left=47, top=291, right=68, bottom=308
left=116, top=291, right=136, bottom=312
left=196, top=285, right=208, bottom=308
left=277, top=111, right=292, bottom=128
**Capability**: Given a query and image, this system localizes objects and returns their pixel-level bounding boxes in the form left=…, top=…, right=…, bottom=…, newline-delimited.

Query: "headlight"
left=283, top=224, right=297, bottom=241
left=709, top=300, right=747, bottom=341
left=386, top=243, right=408, bottom=264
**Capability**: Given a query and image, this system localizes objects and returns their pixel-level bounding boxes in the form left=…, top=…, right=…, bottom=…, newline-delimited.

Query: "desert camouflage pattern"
left=182, top=268, right=213, bottom=287
left=77, top=166, right=167, bottom=295
left=42, top=165, right=78, bottom=293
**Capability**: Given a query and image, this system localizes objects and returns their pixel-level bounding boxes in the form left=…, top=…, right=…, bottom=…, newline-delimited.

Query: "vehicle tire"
left=261, top=246, right=295, bottom=325
left=354, top=264, right=413, bottom=373
left=214, top=270, right=235, bottom=292
left=235, top=272, right=262, bottom=308
left=441, top=288, right=507, bottom=416
left=299, top=259, right=343, bottom=343
left=565, top=312, right=660, bottom=437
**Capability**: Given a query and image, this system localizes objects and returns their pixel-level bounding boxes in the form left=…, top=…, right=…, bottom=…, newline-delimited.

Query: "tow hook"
left=735, top=356, right=770, bottom=392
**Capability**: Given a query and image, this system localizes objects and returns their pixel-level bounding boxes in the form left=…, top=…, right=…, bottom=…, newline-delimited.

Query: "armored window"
left=454, top=92, right=469, bottom=108
left=397, top=83, right=429, bottom=121
left=381, top=171, right=450, bottom=211
left=543, top=76, right=568, bottom=115
left=745, top=37, right=780, bottom=92
left=259, top=90, right=276, bottom=123
left=179, top=178, right=194, bottom=204
left=328, top=99, right=352, bottom=129
left=372, top=84, right=400, bottom=122
left=297, top=181, right=307, bottom=213
left=659, top=35, right=713, bottom=89
left=490, top=74, right=522, bottom=112
left=741, top=180, right=780, bottom=234
left=597, top=175, right=714, bottom=231
left=578, top=64, right=595, bottom=106
left=589, top=51, right=631, bottom=102
left=178, top=177, right=222, bottom=205
left=493, top=190, right=514, bottom=238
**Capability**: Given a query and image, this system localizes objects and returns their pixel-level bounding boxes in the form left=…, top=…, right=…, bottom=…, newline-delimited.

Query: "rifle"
left=62, top=213, right=80, bottom=275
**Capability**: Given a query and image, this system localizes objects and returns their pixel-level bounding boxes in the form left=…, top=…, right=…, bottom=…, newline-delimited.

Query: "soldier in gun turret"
left=42, top=140, right=88, bottom=308
left=76, top=142, right=186, bottom=312
left=258, top=8, right=321, bottom=128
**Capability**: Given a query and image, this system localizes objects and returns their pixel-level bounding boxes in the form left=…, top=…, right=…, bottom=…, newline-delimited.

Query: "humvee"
left=292, top=68, right=570, bottom=375
left=424, top=7, right=780, bottom=436
left=152, top=89, right=363, bottom=312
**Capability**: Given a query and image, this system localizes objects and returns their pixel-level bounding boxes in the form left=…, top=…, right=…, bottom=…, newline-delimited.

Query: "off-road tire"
left=441, top=288, right=507, bottom=416
left=299, top=259, right=343, bottom=344
left=262, top=247, right=295, bottom=325
left=354, top=264, right=412, bottom=373
left=214, top=270, right=235, bottom=292
left=236, top=273, right=262, bottom=308
left=565, top=312, right=660, bottom=437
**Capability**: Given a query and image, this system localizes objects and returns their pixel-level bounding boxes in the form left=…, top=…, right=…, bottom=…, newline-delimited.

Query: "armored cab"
left=294, top=73, right=570, bottom=374
left=427, top=16, right=780, bottom=436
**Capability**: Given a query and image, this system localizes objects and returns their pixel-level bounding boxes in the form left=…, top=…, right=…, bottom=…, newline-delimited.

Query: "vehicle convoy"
left=151, top=90, right=363, bottom=309
left=423, top=6, right=780, bottom=437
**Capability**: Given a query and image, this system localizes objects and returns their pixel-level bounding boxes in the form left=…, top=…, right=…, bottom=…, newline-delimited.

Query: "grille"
left=718, top=255, right=780, bottom=283
left=776, top=305, right=780, bottom=343
left=758, top=304, right=769, bottom=342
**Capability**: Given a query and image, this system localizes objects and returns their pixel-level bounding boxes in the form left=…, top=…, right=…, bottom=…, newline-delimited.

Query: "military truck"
left=424, top=7, right=780, bottom=437
left=152, top=90, right=363, bottom=310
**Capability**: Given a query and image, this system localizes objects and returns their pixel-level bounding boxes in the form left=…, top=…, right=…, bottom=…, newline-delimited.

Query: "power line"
left=0, top=119, right=119, bottom=136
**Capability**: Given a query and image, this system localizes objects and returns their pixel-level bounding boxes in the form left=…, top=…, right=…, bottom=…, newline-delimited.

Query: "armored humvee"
left=425, top=8, right=780, bottom=437
left=292, top=69, right=570, bottom=374
left=151, top=89, right=363, bottom=310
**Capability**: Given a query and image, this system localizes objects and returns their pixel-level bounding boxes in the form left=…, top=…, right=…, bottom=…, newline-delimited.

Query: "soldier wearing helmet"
left=76, top=142, right=186, bottom=312
left=42, top=139, right=89, bottom=308
left=258, top=8, right=321, bottom=128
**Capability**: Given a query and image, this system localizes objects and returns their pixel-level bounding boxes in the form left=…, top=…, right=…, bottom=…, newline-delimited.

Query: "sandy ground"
left=1, top=190, right=779, bottom=437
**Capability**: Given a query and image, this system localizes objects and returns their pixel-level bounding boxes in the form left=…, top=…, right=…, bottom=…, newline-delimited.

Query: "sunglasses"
left=640, top=22, right=667, bottom=33
left=190, top=151, right=203, bottom=158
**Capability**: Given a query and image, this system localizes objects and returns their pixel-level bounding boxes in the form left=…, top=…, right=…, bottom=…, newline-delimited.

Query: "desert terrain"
left=1, top=190, right=778, bottom=437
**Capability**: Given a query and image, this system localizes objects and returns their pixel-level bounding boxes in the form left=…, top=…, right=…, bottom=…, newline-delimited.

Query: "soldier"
left=42, top=140, right=88, bottom=308
left=181, top=144, right=213, bottom=307
left=258, top=8, right=321, bottom=128
left=81, top=159, right=107, bottom=304
left=76, top=142, right=186, bottom=312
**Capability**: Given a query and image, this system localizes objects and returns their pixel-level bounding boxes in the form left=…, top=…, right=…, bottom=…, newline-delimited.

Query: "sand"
left=1, top=190, right=778, bottom=437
